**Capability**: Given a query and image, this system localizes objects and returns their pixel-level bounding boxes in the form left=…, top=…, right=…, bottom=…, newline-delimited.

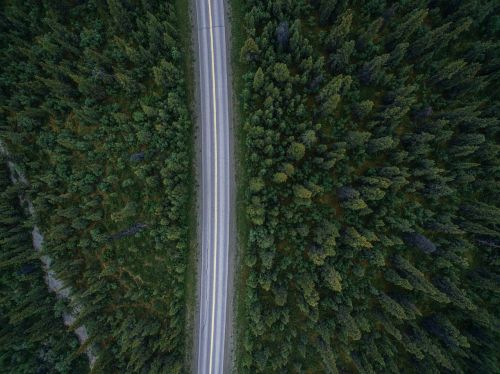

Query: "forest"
left=1, top=0, right=499, bottom=372
left=1, top=0, right=193, bottom=372
left=0, top=161, right=89, bottom=372
left=235, top=0, right=499, bottom=372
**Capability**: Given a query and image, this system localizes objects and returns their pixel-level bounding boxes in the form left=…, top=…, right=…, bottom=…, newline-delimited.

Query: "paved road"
left=195, top=0, right=231, bottom=373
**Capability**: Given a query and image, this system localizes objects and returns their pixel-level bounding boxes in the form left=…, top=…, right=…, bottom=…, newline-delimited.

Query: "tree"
left=273, top=172, right=287, bottom=183
left=324, top=267, right=342, bottom=292
left=354, top=100, right=374, bottom=119
left=287, top=142, right=305, bottom=160
left=249, top=177, right=265, bottom=192
left=272, top=63, right=290, bottom=83
left=275, top=22, right=289, bottom=49
left=404, top=232, right=436, bottom=254
left=253, top=67, right=265, bottom=90
left=241, top=37, right=259, bottom=63
left=294, top=185, right=312, bottom=199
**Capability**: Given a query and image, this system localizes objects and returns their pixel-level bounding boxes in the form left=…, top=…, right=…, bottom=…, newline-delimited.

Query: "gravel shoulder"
left=189, top=0, right=203, bottom=373
left=222, top=0, right=237, bottom=371
left=190, top=0, right=203, bottom=371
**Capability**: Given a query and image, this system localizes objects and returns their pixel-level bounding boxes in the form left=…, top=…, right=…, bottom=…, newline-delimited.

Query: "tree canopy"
left=235, top=0, right=499, bottom=372
left=0, top=1, right=194, bottom=372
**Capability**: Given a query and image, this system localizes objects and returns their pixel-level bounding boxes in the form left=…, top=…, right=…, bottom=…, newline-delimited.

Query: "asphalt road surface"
left=195, top=0, right=231, bottom=373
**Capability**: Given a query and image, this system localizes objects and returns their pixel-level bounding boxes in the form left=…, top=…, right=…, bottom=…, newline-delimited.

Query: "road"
left=195, top=0, right=232, bottom=373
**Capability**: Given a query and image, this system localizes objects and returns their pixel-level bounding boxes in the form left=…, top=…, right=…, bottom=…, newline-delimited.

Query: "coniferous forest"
left=1, top=1, right=193, bottom=372
left=235, top=0, right=499, bottom=372
left=0, top=163, right=89, bottom=372
left=1, top=0, right=499, bottom=373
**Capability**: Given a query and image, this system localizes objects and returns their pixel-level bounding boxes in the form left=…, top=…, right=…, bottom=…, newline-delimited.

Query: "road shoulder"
left=176, top=0, right=200, bottom=371
left=222, top=0, right=237, bottom=372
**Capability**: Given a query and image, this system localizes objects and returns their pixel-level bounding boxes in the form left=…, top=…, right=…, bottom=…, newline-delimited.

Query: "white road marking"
left=207, top=0, right=218, bottom=373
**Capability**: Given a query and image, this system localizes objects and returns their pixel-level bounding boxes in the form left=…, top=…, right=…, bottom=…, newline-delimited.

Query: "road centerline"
left=207, top=0, right=218, bottom=373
